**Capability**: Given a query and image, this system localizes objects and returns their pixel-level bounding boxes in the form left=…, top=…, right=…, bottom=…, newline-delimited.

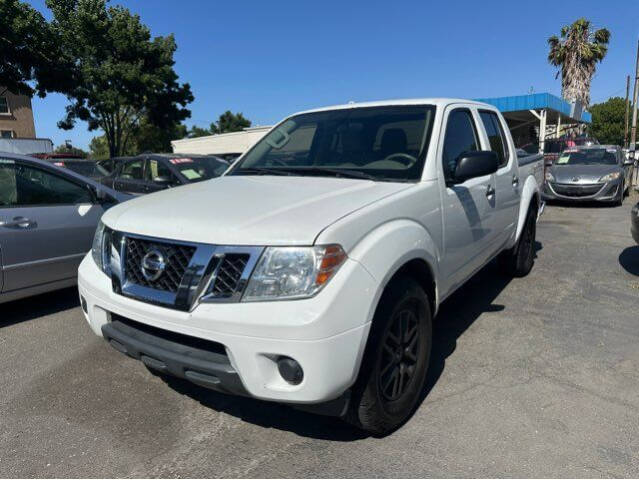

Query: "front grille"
left=124, top=237, right=196, bottom=293
left=550, top=182, right=603, bottom=197
left=207, top=254, right=250, bottom=299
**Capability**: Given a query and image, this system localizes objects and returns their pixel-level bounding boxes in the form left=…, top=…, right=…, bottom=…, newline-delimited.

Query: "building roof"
left=474, top=93, right=591, bottom=123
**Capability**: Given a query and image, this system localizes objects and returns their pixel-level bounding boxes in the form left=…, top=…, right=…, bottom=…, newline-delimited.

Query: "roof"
left=474, top=93, right=591, bottom=123
left=294, top=98, right=490, bottom=116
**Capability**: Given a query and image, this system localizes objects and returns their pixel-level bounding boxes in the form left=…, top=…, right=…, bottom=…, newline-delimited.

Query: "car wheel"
left=348, top=276, right=432, bottom=436
left=500, top=205, right=537, bottom=277
left=615, top=182, right=624, bottom=206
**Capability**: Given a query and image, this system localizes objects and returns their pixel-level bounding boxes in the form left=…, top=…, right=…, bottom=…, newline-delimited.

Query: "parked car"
left=542, top=145, right=633, bottom=205
left=632, top=202, right=639, bottom=245
left=79, top=99, right=544, bottom=435
left=0, top=153, right=128, bottom=304
left=100, top=153, right=230, bottom=195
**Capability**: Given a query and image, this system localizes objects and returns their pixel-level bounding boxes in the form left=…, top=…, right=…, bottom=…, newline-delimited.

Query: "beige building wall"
left=0, top=87, right=36, bottom=138
left=171, top=126, right=272, bottom=155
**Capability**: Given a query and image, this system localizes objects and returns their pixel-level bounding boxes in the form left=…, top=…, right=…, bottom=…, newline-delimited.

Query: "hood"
left=549, top=164, right=621, bottom=183
left=102, top=175, right=412, bottom=245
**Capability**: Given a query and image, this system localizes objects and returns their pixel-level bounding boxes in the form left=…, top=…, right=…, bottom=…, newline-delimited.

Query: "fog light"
left=80, top=295, right=88, bottom=314
left=277, top=357, right=303, bottom=385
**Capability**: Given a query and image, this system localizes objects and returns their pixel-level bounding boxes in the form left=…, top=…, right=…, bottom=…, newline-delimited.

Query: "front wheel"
left=348, top=276, right=432, bottom=436
left=499, top=205, right=537, bottom=277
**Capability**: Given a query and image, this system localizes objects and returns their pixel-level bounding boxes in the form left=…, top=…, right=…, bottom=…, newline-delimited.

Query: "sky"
left=25, top=0, right=639, bottom=151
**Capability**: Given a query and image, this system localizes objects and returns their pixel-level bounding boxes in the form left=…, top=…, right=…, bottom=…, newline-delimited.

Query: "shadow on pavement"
left=619, top=246, right=639, bottom=276
left=1, top=287, right=79, bottom=329
left=159, top=244, right=541, bottom=440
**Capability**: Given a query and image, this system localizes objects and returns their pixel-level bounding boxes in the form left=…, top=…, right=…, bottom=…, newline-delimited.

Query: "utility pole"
left=630, top=40, right=639, bottom=157
left=624, top=75, right=630, bottom=148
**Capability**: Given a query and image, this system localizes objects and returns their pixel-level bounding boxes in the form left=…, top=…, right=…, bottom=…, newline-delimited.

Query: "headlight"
left=545, top=171, right=554, bottom=182
left=91, top=219, right=111, bottom=276
left=599, top=172, right=621, bottom=182
left=242, top=245, right=346, bottom=301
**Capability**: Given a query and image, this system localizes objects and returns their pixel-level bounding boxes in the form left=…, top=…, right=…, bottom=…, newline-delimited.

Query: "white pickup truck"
left=79, top=99, right=543, bottom=434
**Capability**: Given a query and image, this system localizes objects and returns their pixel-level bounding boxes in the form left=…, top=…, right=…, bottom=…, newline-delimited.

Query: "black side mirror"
left=450, top=151, right=499, bottom=185
left=92, top=185, right=114, bottom=204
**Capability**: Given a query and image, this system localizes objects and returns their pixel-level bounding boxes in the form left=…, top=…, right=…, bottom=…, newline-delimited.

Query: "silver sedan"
left=542, top=145, right=633, bottom=206
left=0, top=152, right=128, bottom=304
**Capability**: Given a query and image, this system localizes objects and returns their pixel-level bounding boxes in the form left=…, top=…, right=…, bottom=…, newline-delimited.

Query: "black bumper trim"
left=102, top=316, right=248, bottom=397
left=101, top=314, right=352, bottom=417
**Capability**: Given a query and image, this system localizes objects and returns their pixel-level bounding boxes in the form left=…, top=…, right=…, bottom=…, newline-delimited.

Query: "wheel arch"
left=515, top=176, right=541, bottom=242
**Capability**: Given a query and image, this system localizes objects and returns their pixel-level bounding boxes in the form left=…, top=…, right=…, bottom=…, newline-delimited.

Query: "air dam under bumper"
left=78, top=253, right=376, bottom=407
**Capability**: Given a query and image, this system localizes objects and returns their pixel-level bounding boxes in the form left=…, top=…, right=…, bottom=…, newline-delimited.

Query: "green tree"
left=89, top=135, right=111, bottom=160
left=188, top=125, right=213, bottom=138
left=134, top=117, right=188, bottom=153
left=54, top=143, right=87, bottom=157
left=0, top=0, right=72, bottom=97
left=547, top=18, right=610, bottom=107
left=47, top=0, right=193, bottom=157
left=211, top=110, right=251, bottom=134
left=589, top=97, right=626, bottom=146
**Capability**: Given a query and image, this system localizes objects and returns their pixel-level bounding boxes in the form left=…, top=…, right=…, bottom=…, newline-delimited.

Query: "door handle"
left=512, top=175, right=519, bottom=187
left=0, top=216, right=36, bottom=229
left=486, top=185, right=495, bottom=197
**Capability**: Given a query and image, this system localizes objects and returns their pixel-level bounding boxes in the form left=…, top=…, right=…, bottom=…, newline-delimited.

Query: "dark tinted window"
left=479, top=111, right=509, bottom=167
left=168, top=157, right=228, bottom=182
left=146, top=159, right=179, bottom=185
left=120, top=159, right=144, bottom=180
left=0, top=160, right=92, bottom=206
left=442, top=109, right=480, bottom=179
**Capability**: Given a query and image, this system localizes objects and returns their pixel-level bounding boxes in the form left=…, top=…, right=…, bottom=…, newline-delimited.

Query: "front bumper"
left=632, top=203, right=639, bottom=245
left=542, top=179, right=622, bottom=202
left=78, top=253, right=376, bottom=406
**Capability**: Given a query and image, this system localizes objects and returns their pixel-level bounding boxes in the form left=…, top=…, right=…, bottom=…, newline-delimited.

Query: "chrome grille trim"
left=106, top=231, right=263, bottom=311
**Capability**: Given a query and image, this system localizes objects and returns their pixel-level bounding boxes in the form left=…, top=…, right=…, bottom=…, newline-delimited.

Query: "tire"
left=499, top=205, right=537, bottom=277
left=348, top=276, right=432, bottom=436
left=614, top=182, right=624, bottom=207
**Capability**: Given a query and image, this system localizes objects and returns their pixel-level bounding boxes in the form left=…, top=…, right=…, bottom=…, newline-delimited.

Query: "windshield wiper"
left=233, top=167, right=294, bottom=176
left=267, top=166, right=378, bottom=181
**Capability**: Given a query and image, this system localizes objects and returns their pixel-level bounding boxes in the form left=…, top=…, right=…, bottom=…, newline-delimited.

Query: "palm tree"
left=547, top=18, right=610, bottom=107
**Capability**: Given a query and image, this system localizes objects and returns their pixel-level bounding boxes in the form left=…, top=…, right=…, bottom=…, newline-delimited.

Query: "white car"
left=79, top=99, right=543, bottom=434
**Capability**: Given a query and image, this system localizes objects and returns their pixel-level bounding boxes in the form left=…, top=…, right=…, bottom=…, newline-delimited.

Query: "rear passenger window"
left=442, top=109, right=480, bottom=180
left=479, top=111, right=509, bottom=167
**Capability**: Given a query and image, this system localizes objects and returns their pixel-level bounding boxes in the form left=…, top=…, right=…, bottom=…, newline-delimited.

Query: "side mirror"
left=93, top=185, right=114, bottom=204
left=450, top=151, right=499, bottom=185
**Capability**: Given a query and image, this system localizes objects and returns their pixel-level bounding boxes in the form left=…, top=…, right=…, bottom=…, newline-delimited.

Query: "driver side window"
left=442, top=109, right=479, bottom=180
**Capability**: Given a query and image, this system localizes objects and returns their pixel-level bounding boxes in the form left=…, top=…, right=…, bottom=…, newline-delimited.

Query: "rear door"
left=0, top=158, right=105, bottom=292
left=439, top=106, right=497, bottom=293
left=114, top=158, right=146, bottom=194
left=478, top=109, right=520, bottom=247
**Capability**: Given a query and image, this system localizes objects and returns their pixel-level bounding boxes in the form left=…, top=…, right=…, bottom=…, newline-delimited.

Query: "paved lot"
left=2, top=194, right=639, bottom=478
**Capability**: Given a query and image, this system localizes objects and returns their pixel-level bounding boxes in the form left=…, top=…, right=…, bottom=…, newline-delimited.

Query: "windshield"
left=555, top=149, right=618, bottom=166
left=169, top=157, right=228, bottom=182
left=230, top=105, right=436, bottom=182
left=55, top=161, right=107, bottom=178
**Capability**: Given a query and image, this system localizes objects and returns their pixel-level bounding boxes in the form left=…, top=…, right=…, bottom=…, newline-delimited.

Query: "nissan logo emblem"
left=141, top=248, right=166, bottom=282
left=572, top=176, right=580, bottom=182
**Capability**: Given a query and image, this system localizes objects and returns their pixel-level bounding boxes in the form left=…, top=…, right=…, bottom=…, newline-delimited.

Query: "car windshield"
left=555, top=149, right=618, bottom=166
left=59, top=161, right=108, bottom=178
left=229, top=105, right=436, bottom=182
left=169, top=157, right=229, bottom=182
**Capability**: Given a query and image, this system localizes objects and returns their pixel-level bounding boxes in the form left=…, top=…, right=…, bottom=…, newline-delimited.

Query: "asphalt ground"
left=2, top=192, right=639, bottom=477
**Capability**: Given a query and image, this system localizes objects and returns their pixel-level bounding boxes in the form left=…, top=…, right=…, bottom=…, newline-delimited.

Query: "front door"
left=0, top=158, right=104, bottom=293
left=439, top=107, right=497, bottom=294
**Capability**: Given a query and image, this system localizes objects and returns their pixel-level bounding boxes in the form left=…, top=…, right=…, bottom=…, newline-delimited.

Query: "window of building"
left=1, top=130, right=14, bottom=139
left=0, top=97, right=9, bottom=114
